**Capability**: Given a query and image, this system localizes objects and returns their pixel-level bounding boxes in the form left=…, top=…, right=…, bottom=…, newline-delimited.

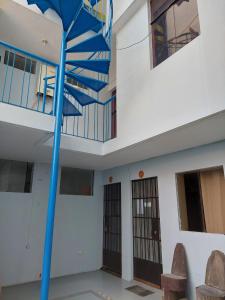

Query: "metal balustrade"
left=0, top=40, right=57, bottom=115
left=0, top=3, right=115, bottom=144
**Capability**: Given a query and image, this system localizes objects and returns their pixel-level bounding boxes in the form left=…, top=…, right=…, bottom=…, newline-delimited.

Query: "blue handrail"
left=0, top=40, right=58, bottom=67
left=0, top=0, right=115, bottom=143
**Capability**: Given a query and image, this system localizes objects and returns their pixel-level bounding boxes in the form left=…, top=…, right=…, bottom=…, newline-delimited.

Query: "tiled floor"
left=2, top=271, right=162, bottom=300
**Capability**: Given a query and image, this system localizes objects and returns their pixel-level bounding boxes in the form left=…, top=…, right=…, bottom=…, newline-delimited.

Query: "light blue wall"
left=103, top=141, right=225, bottom=299
left=0, top=163, right=103, bottom=286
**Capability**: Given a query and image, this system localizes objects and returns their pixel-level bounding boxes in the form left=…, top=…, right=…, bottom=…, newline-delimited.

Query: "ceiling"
left=0, top=0, right=61, bottom=63
left=0, top=0, right=101, bottom=65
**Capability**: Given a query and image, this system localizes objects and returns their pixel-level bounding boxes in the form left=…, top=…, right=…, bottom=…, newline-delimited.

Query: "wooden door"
left=103, top=183, right=122, bottom=275
left=200, top=168, right=225, bottom=234
left=132, top=177, right=162, bottom=286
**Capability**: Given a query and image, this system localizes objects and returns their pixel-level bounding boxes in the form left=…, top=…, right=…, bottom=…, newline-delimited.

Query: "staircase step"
left=63, top=95, right=82, bottom=117
left=27, top=0, right=51, bottom=13
left=66, top=72, right=107, bottom=92
left=66, top=59, right=110, bottom=74
left=67, top=7, right=104, bottom=41
left=46, top=0, right=61, bottom=14
left=89, top=0, right=101, bottom=6
left=59, top=0, right=83, bottom=31
left=67, top=33, right=110, bottom=53
left=65, top=83, right=97, bottom=106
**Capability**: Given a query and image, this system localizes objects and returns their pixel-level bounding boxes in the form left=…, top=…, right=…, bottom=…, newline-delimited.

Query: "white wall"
left=113, top=0, right=136, bottom=23
left=103, top=140, right=225, bottom=299
left=0, top=163, right=103, bottom=286
left=105, top=0, right=225, bottom=153
left=12, top=0, right=62, bottom=25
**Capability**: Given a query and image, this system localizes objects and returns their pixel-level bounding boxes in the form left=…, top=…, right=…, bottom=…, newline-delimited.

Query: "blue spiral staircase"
left=26, top=1, right=113, bottom=299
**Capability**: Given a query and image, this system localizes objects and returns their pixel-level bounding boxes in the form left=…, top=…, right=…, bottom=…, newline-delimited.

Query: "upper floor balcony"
left=1, top=0, right=225, bottom=170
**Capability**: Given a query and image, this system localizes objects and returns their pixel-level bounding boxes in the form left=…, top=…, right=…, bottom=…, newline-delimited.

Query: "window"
left=4, top=51, right=36, bottom=74
left=0, top=159, right=34, bottom=193
left=111, top=89, right=117, bottom=139
left=67, top=76, right=87, bottom=90
left=176, top=166, right=225, bottom=234
left=60, top=167, right=94, bottom=196
left=150, top=0, right=200, bottom=67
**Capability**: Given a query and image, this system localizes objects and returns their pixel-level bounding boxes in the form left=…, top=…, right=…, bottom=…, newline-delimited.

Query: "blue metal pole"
left=42, top=79, right=48, bottom=113
left=40, top=31, right=66, bottom=300
left=53, top=67, right=59, bottom=116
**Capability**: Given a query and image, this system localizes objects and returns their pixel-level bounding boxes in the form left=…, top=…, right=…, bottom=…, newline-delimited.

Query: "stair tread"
left=66, top=71, right=107, bottom=92
left=67, top=7, right=104, bottom=41
left=66, top=59, right=110, bottom=74
left=63, top=95, right=82, bottom=117
left=90, top=0, right=101, bottom=6
left=65, top=83, right=97, bottom=106
left=66, top=33, right=110, bottom=53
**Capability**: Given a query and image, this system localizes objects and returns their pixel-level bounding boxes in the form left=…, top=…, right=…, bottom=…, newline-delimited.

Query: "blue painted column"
left=40, top=31, right=66, bottom=300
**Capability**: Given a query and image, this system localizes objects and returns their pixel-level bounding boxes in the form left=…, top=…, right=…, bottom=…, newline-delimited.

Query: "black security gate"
left=103, top=183, right=122, bottom=275
left=132, top=177, right=162, bottom=286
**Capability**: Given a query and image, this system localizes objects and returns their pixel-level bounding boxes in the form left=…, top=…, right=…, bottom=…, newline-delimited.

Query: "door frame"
left=103, top=182, right=122, bottom=276
left=132, top=177, right=163, bottom=287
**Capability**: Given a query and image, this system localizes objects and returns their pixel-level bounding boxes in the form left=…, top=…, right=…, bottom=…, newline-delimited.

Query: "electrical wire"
left=116, top=14, right=199, bottom=51
left=117, top=32, right=152, bottom=51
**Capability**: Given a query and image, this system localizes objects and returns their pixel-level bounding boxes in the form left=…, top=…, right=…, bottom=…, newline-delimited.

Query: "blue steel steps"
left=66, top=71, right=107, bottom=92
left=65, top=83, right=97, bottom=106
left=66, top=59, right=110, bottom=74
left=26, top=0, right=113, bottom=298
left=66, top=7, right=104, bottom=41
left=90, top=0, right=101, bottom=6
left=63, top=95, right=81, bottom=117
left=66, top=33, right=110, bottom=53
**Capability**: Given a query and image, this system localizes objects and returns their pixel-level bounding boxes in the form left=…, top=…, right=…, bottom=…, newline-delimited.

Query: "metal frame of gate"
left=103, top=183, right=122, bottom=275
left=132, top=177, right=162, bottom=286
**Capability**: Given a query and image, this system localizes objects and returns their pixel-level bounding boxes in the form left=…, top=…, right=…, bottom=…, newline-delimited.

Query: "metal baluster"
left=20, top=57, right=27, bottom=106
left=103, top=104, right=105, bottom=141
left=94, top=103, right=96, bottom=140
left=0, top=48, right=3, bottom=102
left=37, top=63, right=43, bottom=111
left=53, top=67, right=59, bottom=116
left=42, top=65, right=48, bottom=113
left=97, top=103, right=99, bottom=141
left=77, top=103, right=80, bottom=137
left=2, top=50, right=10, bottom=102
left=87, top=104, right=90, bottom=139
left=8, top=51, right=16, bottom=103
left=72, top=114, right=76, bottom=136
left=26, top=60, right=33, bottom=108
left=82, top=106, right=85, bottom=138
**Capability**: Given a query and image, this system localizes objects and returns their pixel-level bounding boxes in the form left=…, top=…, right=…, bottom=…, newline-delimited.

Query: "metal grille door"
left=103, top=183, right=122, bottom=275
left=132, top=177, right=162, bottom=286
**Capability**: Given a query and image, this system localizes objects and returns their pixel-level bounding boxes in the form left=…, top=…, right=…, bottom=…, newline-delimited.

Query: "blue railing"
left=0, top=40, right=58, bottom=115
left=46, top=0, right=115, bottom=142
left=0, top=0, right=115, bottom=142
left=0, top=40, right=115, bottom=142
left=61, top=93, right=115, bottom=142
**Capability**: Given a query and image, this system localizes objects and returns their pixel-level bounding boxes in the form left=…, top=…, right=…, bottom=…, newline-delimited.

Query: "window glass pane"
left=176, top=166, right=225, bottom=235
left=151, top=0, right=176, bottom=23
left=60, top=167, right=94, bottom=196
left=152, top=6, right=175, bottom=66
left=172, top=0, right=200, bottom=52
left=67, top=76, right=87, bottom=90
left=4, top=51, right=36, bottom=74
left=151, top=0, right=200, bottom=67
left=0, top=159, right=33, bottom=193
